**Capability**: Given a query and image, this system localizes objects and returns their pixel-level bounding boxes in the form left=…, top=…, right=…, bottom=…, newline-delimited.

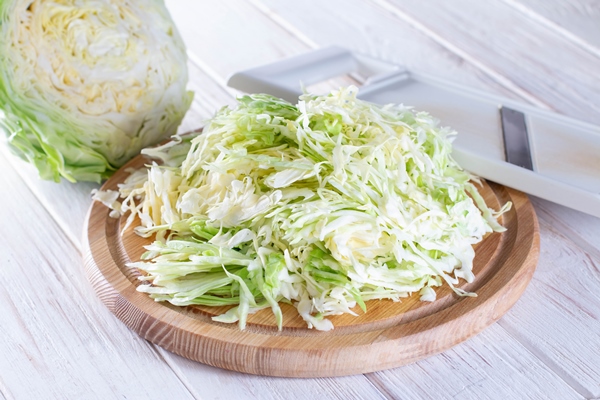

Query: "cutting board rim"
left=83, top=152, right=540, bottom=378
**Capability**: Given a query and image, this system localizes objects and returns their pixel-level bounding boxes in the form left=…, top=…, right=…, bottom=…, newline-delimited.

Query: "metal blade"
left=500, top=106, right=534, bottom=170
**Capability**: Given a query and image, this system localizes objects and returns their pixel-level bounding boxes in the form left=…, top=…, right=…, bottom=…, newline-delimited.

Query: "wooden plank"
left=370, top=0, right=600, bottom=125
left=504, top=0, right=600, bottom=55
left=0, top=383, right=8, bottom=400
left=369, top=324, right=583, bottom=400
left=497, top=215, right=600, bottom=398
left=157, top=357, right=388, bottom=400
left=0, top=151, right=99, bottom=247
left=0, top=152, right=195, bottom=400
left=183, top=64, right=238, bottom=122
left=166, top=1, right=309, bottom=84
left=530, top=197, right=600, bottom=260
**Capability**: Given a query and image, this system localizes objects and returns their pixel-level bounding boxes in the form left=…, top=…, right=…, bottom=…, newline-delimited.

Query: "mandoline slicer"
left=228, top=46, right=600, bottom=218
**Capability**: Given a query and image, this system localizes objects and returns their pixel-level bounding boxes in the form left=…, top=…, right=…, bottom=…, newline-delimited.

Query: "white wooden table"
left=2, top=1, right=599, bottom=399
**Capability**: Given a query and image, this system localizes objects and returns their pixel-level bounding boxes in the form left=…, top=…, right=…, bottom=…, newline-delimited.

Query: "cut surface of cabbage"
left=97, top=87, right=509, bottom=331
left=0, top=0, right=192, bottom=182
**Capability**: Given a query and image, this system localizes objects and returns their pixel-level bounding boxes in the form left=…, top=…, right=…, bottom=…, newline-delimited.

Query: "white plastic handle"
left=227, top=46, right=402, bottom=102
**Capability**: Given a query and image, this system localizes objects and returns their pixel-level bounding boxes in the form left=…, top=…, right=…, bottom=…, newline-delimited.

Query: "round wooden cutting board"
left=83, top=153, right=540, bottom=378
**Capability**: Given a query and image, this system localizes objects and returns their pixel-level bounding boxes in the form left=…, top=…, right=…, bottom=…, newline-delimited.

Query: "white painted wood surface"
left=1, top=0, right=599, bottom=398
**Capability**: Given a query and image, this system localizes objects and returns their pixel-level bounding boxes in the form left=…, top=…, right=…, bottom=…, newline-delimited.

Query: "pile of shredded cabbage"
left=95, top=86, right=509, bottom=331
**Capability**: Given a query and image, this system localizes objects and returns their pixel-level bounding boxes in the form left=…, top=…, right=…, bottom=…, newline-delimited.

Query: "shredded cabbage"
left=96, top=87, right=510, bottom=331
left=0, top=0, right=193, bottom=182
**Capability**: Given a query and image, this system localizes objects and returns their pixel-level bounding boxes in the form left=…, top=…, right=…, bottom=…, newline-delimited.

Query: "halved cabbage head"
left=0, top=0, right=193, bottom=182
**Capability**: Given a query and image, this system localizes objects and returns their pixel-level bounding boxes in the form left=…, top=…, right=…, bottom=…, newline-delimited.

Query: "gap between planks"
left=498, top=320, right=595, bottom=399
left=0, top=147, right=84, bottom=252
left=247, top=0, right=319, bottom=49
left=0, top=380, right=11, bottom=400
left=501, top=0, right=600, bottom=59
left=362, top=373, right=400, bottom=400
left=530, top=198, right=600, bottom=262
left=186, top=50, right=238, bottom=97
left=363, top=0, right=551, bottom=110
left=154, top=348, right=205, bottom=400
